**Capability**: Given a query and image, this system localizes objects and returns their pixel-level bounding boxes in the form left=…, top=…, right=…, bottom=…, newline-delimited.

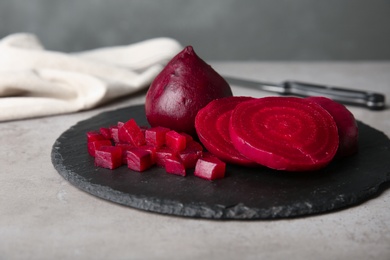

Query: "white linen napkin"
left=0, top=33, right=182, bottom=121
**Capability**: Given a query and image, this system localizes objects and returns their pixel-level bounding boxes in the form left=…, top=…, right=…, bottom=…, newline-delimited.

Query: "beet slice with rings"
left=195, top=96, right=256, bottom=166
left=306, top=96, right=359, bottom=158
left=229, top=97, right=339, bottom=171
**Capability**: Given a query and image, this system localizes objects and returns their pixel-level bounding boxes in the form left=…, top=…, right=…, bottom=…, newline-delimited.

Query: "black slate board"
left=51, top=105, right=390, bottom=220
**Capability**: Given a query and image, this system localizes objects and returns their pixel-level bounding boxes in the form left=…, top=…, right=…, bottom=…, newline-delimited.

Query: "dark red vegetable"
left=145, top=126, right=170, bottom=147
left=306, top=96, right=359, bottom=158
left=195, top=96, right=256, bottom=166
left=87, top=118, right=225, bottom=179
left=229, top=97, right=339, bottom=171
left=86, top=131, right=106, bottom=143
left=145, top=46, right=232, bottom=136
left=118, top=119, right=146, bottom=146
left=178, top=141, right=203, bottom=168
left=155, top=146, right=176, bottom=167
left=95, top=146, right=123, bottom=169
left=87, top=140, right=112, bottom=157
left=165, top=156, right=186, bottom=176
left=194, top=153, right=226, bottom=180
left=165, top=130, right=187, bottom=152
left=126, top=147, right=153, bottom=172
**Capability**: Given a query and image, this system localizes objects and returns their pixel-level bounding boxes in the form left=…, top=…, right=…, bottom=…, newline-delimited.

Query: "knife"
left=224, top=76, right=386, bottom=110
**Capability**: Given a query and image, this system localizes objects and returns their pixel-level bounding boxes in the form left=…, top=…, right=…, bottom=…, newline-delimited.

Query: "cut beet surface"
left=229, top=97, right=339, bottom=171
left=306, top=96, right=359, bottom=158
left=195, top=96, right=256, bottom=166
left=194, top=153, right=226, bottom=180
left=87, top=140, right=112, bottom=157
left=86, top=131, right=106, bottom=143
left=95, top=146, right=123, bottom=169
left=165, top=156, right=186, bottom=176
left=118, top=119, right=146, bottom=146
left=145, top=126, right=170, bottom=147
left=126, top=147, right=154, bottom=172
left=178, top=141, right=203, bottom=168
left=165, top=130, right=187, bottom=152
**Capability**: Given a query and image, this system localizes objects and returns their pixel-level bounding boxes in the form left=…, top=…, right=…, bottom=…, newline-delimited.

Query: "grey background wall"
left=1, top=0, right=389, bottom=60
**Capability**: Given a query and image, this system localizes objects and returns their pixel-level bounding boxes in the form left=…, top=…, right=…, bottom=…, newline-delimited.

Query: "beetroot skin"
left=306, top=96, right=359, bottom=157
left=145, top=46, right=232, bottom=136
left=229, top=97, right=339, bottom=171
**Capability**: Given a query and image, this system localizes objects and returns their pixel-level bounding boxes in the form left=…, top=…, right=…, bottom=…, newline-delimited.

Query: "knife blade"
left=223, top=76, right=386, bottom=110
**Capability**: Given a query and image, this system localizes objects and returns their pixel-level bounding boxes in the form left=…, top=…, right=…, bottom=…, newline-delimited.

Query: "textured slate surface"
left=51, top=105, right=390, bottom=220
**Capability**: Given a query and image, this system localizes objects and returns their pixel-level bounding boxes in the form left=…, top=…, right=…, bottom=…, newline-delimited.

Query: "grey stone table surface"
left=1, top=61, right=390, bottom=260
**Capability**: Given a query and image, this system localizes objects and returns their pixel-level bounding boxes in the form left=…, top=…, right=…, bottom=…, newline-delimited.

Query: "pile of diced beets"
left=87, top=119, right=226, bottom=180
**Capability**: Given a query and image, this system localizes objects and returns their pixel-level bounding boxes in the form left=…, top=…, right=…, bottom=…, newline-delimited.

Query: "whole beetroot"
left=145, top=46, right=232, bottom=136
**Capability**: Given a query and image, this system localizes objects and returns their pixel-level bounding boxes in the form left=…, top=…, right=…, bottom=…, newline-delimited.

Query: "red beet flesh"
left=195, top=96, right=256, bottom=166
left=194, top=153, right=226, bottom=180
left=118, top=119, right=146, bottom=146
left=95, top=146, right=123, bottom=169
left=145, top=46, right=233, bottom=136
left=145, top=126, right=170, bottom=147
left=126, top=147, right=153, bottom=172
left=87, top=118, right=225, bottom=179
left=165, top=130, right=187, bottom=152
left=306, top=96, right=359, bottom=157
left=88, top=140, right=112, bottom=157
left=229, top=97, right=339, bottom=171
left=165, top=156, right=186, bottom=176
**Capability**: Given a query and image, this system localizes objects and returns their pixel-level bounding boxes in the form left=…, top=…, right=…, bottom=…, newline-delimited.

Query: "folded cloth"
left=0, top=33, right=182, bottom=121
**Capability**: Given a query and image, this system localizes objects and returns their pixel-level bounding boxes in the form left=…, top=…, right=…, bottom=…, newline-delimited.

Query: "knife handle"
left=283, top=81, right=386, bottom=110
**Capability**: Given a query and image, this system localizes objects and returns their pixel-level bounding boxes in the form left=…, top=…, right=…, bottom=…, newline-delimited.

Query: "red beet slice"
left=126, top=147, right=153, bottom=172
left=194, top=153, right=226, bottom=180
left=229, top=97, right=339, bottom=171
left=306, top=96, right=359, bottom=158
left=95, top=146, right=123, bottom=169
left=195, top=96, right=255, bottom=166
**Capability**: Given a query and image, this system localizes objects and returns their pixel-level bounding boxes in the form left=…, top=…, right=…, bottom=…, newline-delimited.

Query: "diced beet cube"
left=155, top=146, right=175, bottom=167
left=179, top=149, right=202, bottom=169
left=186, top=141, right=204, bottom=154
left=139, top=125, right=149, bottom=134
left=95, top=146, right=123, bottom=169
left=118, top=119, right=146, bottom=146
left=145, top=126, right=170, bottom=147
left=180, top=132, right=194, bottom=143
left=115, top=144, right=135, bottom=164
left=194, top=154, right=226, bottom=180
left=99, top=127, right=112, bottom=139
left=165, top=156, right=186, bottom=176
left=139, top=145, right=157, bottom=165
left=109, top=126, right=120, bottom=143
left=87, top=131, right=106, bottom=143
left=88, top=140, right=112, bottom=157
left=166, top=130, right=187, bottom=152
left=178, top=141, right=204, bottom=167
left=126, top=147, right=153, bottom=172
